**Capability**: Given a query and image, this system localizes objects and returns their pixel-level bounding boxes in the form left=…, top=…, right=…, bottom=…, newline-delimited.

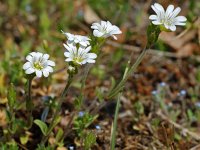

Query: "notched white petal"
left=43, top=70, right=49, bottom=77
left=149, top=15, right=158, bottom=20
left=47, top=60, right=55, bottom=66
left=175, top=16, right=187, bottom=22
left=25, top=68, right=35, bottom=74
left=23, top=62, right=31, bottom=70
left=36, top=70, right=42, bottom=78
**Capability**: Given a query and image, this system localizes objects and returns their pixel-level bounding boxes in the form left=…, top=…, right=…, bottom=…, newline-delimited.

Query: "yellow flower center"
left=74, top=57, right=83, bottom=63
left=34, top=62, right=43, bottom=70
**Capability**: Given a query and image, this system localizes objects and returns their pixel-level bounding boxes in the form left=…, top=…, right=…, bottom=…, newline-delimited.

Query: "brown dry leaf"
left=157, top=121, right=175, bottom=147
left=83, top=4, right=100, bottom=24
left=0, top=109, right=7, bottom=127
left=56, top=147, right=67, bottom=150
left=48, top=136, right=56, bottom=145
left=0, top=97, right=7, bottom=104
left=117, top=25, right=127, bottom=43
left=159, top=28, right=199, bottom=57
left=0, top=74, right=5, bottom=92
left=177, top=43, right=199, bottom=57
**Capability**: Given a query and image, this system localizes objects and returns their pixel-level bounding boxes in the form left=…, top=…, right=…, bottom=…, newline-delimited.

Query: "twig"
left=106, top=40, right=200, bottom=62
left=106, top=40, right=178, bottom=58
left=123, top=142, right=149, bottom=150
left=190, top=144, right=200, bottom=150
left=156, top=110, right=200, bottom=141
left=16, top=142, right=28, bottom=150
left=52, top=67, right=66, bottom=74
left=61, top=111, right=76, bottom=140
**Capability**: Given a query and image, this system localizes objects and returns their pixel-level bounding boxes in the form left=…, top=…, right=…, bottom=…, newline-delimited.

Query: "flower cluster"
left=62, top=32, right=97, bottom=66
left=62, top=21, right=121, bottom=67
left=23, top=4, right=186, bottom=77
left=149, top=3, right=187, bottom=31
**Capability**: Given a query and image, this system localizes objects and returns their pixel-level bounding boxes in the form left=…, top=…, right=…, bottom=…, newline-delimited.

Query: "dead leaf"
left=84, top=4, right=100, bottom=24
left=177, top=43, right=199, bottom=57
left=0, top=109, right=7, bottom=127
left=159, top=29, right=199, bottom=57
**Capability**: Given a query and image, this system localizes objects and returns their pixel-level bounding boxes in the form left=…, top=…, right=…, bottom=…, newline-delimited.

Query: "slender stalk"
left=60, top=111, right=76, bottom=141
left=110, top=47, right=148, bottom=150
left=108, top=48, right=147, bottom=99
left=41, top=75, right=73, bottom=144
left=26, top=77, right=34, bottom=128
left=110, top=92, right=122, bottom=150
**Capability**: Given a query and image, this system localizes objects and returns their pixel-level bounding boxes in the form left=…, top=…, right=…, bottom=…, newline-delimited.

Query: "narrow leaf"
left=7, top=83, right=16, bottom=108
left=34, top=119, right=48, bottom=136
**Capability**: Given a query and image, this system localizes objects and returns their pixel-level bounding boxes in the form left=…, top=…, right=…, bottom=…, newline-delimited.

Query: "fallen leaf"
left=83, top=4, right=100, bottom=24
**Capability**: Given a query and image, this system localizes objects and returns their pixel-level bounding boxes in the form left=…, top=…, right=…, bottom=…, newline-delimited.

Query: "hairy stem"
left=110, top=47, right=147, bottom=150
left=41, top=75, right=73, bottom=144
left=108, top=47, right=147, bottom=99
left=26, top=77, right=34, bottom=128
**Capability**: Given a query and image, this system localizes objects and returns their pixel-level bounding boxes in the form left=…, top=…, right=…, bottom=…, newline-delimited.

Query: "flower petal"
left=43, top=70, right=49, bottom=77
left=169, top=25, right=176, bottom=31
left=84, top=46, right=91, bottom=53
left=171, top=7, right=181, bottom=18
left=36, top=70, right=42, bottom=78
left=166, top=5, right=174, bottom=17
left=87, top=53, right=97, bottom=59
left=46, top=66, right=53, bottom=72
left=23, top=62, right=31, bottom=70
left=43, top=54, right=49, bottom=60
left=152, top=20, right=162, bottom=25
left=149, top=15, right=158, bottom=20
left=65, top=58, right=73, bottom=62
left=64, top=52, right=71, bottom=57
left=25, top=68, right=35, bottom=74
left=47, top=60, right=55, bottom=66
left=26, top=55, right=33, bottom=62
left=87, top=59, right=95, bottom=63
left=154, top=3, right=165, bottom=12
left=93, top=30, right=104, bottom=37
left=174, top=22, right=186, bottom=26
left=175, top=16, right=187, bottom=22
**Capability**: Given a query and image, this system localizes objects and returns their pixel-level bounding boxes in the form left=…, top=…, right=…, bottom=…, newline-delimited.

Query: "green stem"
left=26, top=77, right=34, bottom=128
left=110, top=92, right=121, bottom=150
left=41, top=75, right=73, bottom=144
left=108, top=48, right=147, bottom=99
left=110, top=47, right=147, bottom=150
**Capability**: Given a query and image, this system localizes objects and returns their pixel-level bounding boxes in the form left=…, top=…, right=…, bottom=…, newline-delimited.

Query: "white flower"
left=62, top=31, right=90, bottom=47
left=23, top=52, right=55, bottom=78
left=63, top=44, right=97, bottom=65
left=91, top=21, right=122, bottom=40
left=149, top=3, right=187, bottom=31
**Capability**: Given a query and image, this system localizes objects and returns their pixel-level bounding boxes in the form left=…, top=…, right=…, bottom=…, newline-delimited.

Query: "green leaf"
left=74, top=95, right=83, bottom=110
left=36, top=144, right=54, bottom=150
left=5, top=109, right=12, bottom=122
left=52, top=116, right=61, bottom=129
left=84, top=132, right=96, bottom=150
left=147, top=23, right=161, bottom=48
left=187, top=109, right=195, bottom=121
left=95, top=88, right=104, bottom=103
left=55, top=127, right=64, bottom=143
left=7, top=83, right=16, bottom=108
left=34, top=119, right=48, bottom=136
left=20, top=134, right=29, bottom=145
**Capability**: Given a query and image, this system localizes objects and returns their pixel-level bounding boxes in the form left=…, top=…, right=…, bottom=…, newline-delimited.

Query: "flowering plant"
left=2, top=2, right=189, bottom=150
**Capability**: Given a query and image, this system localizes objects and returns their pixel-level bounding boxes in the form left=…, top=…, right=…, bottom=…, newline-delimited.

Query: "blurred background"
left=0, top=0, right=200, bottom=149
